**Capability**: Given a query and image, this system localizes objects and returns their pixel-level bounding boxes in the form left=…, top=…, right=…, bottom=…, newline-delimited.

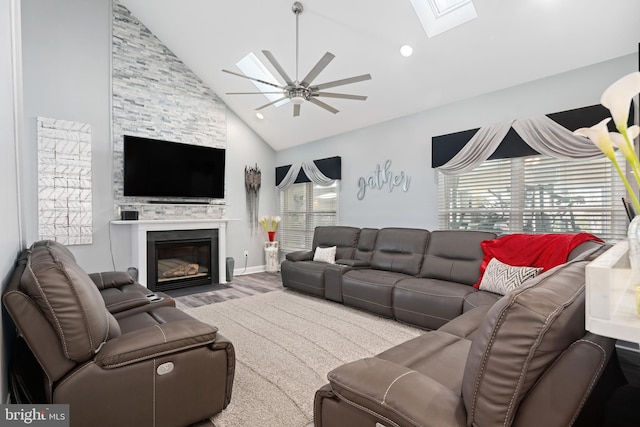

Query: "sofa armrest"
left=88, top=271, right=134, bottom=290
left=336, top=259, right=369, bottom=268
left=286, top=250, right=314, bottom=262
left=102, top=290, right=151, bottom=314
left=328, top=358, right=466, bottom=427
left=95, top=319, right=218, bottom=369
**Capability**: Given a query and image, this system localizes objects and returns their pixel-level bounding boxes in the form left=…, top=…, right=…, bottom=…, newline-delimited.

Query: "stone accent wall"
left=112, top=2, right=226, bottom=219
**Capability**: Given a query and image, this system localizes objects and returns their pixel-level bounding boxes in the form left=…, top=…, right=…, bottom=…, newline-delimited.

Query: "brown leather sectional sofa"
left=3, top=240, right=235, bottom=427
left=281, top=226, right=620, bottom=426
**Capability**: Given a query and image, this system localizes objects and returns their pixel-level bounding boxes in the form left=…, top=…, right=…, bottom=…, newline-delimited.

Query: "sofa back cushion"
left=419, top=230, right=496, bottom=285
left=20, top=240, right=117, bottom=363
left=312, top=226, right=361, bottom=260
left=369, top=228, right=430, bottom=275
left=461, top=260, right=588, bottom=427
left=354, top=228, right=378, bottom=263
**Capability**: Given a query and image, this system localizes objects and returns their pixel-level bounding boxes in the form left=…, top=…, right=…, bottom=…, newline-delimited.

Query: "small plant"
left=259, top=216, right=281, bottom=232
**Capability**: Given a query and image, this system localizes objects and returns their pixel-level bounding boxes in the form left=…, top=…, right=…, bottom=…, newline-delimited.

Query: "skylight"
left=410, top=0, right=477, bottom=38
left=235, top=52, right=288, bottom=107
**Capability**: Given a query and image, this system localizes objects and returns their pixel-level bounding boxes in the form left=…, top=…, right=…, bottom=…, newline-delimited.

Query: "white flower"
left=601, top=71, right=640, bottom=133
left=574, top=118, right=615, bottom=158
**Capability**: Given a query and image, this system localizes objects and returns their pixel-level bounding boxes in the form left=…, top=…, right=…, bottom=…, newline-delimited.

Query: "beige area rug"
left=184, top=289, right=423, bottom=427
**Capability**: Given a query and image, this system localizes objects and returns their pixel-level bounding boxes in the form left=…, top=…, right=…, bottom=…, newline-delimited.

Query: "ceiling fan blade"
left=293, top=103, right=301, bottom=117
left=312, top=74, right=372, bottom=91
left=255, top=96, right=289, bottom=111
left=300, top=52, right=335, bottom=87
left=226, top=91, right=284, bottom=95
left=222, top=69, right=285, bottom=90
left=308, top=97, right=339, bottom=114
left=315, top=92, right=368, bottom=101
left=262, top=50, right=294, bottom=86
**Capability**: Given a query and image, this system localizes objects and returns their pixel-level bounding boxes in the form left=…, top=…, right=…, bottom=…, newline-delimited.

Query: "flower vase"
left=628, top=215, right=640, bottom=285
left=268, top=231, right=276, bottom=242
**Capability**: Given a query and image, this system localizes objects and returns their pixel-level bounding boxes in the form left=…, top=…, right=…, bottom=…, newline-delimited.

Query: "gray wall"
left=275, top=54, right=637, bottom=230
left=21, top=0, right=112, bottom=272
left=21, top=0, right=276, bottom=274
left=1, top=0, right=23, bottom=401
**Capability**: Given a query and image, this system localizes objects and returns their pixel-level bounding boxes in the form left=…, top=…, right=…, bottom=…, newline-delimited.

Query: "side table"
left=586, top=240, right=640, bottom=342
left=264, top=241, right=279, bottom=273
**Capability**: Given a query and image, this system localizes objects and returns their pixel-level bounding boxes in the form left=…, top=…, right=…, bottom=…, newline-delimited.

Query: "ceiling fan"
left=222, top=1, right=372, bottom=117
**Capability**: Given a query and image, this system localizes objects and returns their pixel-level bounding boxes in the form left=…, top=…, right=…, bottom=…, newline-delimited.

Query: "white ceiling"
left=119, top=0, right=640, bottom=151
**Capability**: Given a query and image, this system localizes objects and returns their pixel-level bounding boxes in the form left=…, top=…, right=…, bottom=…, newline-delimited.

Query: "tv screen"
left=123, top=135, right=225, bottom=199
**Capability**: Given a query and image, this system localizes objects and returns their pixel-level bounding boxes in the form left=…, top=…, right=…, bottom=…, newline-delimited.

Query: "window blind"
left=278, top=182, right=339, bottom=253
left=438, top=154, right=628, bottom=241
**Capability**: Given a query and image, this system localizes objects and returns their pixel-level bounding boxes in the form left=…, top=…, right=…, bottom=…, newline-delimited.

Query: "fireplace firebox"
left=146, top=229, right=219, bottom=292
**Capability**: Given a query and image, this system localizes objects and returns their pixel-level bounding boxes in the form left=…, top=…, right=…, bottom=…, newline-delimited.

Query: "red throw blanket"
left=474, top=233, right=603, bottom=288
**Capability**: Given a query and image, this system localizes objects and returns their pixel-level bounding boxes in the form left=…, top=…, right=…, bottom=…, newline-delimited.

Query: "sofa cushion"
left=20, top=241, right=115, bottom=362
left=370, top=228, right=430, bottom=276
left=313, top=246, right=337, bottom=264
left=478, top=258, right=542, bottom=295
left=463, top=290, right=501, bottom=312
left=393, top=278, right=476, bottom=330
left=462, top=260, right=588, bottom=427
left=420, top=230, right=496, bottom=285
left=342, top=269, right=410, bottom=317
left=376, top=330, right=472, bottom=396
left=280, top=260, right=327, bottom=297
left=353, top=228, right=378, bottom=263
left=312, top=226, right=361, bottom=260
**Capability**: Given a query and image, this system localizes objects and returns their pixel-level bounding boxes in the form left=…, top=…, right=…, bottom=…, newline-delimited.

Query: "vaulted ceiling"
left=119, top=0, right=640, bottom=151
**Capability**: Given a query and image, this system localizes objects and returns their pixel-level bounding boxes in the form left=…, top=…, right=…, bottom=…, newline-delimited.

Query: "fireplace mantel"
left=112, top=219, right=237, bottom=285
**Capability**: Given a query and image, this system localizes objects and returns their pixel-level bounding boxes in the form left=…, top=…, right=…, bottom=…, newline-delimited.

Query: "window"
left=438, top=154, right=628, bottom=241
left=235, top=52, right=289, bottom=107
left=278, top=182, right=339, bottom=253
left=410, top=0, right=477, bottom=38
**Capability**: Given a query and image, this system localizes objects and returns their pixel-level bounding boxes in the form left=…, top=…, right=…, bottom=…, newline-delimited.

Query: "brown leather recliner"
left=3, top=240, right=235, bottom=427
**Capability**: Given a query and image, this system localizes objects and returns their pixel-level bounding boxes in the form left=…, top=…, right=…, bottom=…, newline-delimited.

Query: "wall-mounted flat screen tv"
left=123, top=135, right=225, bottom=199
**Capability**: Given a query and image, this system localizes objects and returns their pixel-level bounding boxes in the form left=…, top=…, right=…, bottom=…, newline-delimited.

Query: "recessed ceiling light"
left=256, top=112, right=264, bottom=120
left=400, top=45, right=414, bottom=57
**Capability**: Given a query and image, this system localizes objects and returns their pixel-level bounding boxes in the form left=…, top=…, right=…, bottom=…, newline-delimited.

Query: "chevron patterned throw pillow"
left=478, top=258, right=543, bottom=295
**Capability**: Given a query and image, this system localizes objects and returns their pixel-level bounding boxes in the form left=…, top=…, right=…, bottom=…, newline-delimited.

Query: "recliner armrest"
left=88, top=271, right=134, bottom=290
left=286, top=250, right=314, bottom=262
left=95, top=319, right=218, bottom=369
left=328, top=358, right=466, bottom=427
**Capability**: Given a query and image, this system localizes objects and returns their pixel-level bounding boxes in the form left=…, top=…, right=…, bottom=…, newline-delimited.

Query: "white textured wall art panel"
left=37, top=117, right=92, bottom=245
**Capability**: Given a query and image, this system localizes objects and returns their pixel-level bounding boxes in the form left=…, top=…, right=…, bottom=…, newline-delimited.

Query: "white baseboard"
left=234, top=265, right=266, bottom=276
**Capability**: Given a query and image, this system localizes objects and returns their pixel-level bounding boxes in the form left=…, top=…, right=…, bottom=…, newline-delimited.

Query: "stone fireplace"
left=147, top=229, right=219, bottom=292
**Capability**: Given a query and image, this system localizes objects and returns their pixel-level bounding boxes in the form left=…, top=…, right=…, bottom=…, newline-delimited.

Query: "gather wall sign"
left=357, top=160, right=410, bottom=200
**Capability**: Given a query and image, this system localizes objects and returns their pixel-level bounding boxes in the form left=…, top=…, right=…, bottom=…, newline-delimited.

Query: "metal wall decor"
left=357, top=160, right=410, bottom=200
left=37, top=117, right=93, bottom=245
left=245, top=164, right=262, bottom=233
